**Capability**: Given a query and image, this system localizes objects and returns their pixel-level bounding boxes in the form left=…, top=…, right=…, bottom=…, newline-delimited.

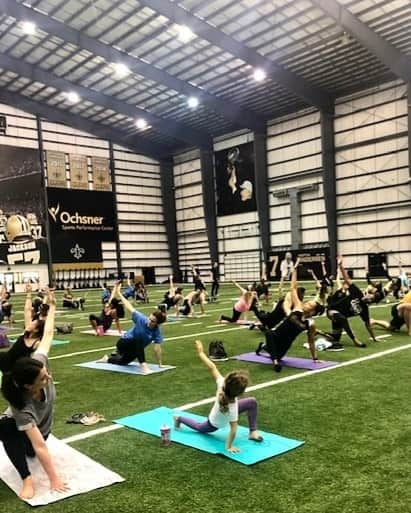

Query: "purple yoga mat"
left=232, top=352, right=338, bottom=370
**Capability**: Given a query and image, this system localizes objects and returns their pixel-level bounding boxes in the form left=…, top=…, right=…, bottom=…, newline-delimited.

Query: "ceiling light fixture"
left=65, top=91, right=80, bottom=104
left=136, top=118, right=148, bottom=130
left=187, top=96, right=199, bottom=108
left=21, top=21, right=36, bottom=35
left=177, top=25, right=194, bottom=43
left=113, top=62, right=130, bottom=78
left=253, top=68, right=266, bottom=82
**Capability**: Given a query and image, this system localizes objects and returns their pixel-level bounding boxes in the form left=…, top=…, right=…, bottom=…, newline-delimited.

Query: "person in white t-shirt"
left=174, top=340, right=263, bottom=452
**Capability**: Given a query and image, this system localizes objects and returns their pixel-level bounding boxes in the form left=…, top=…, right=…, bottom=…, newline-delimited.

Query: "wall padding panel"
left=173, top=151, right=211, bottom=278
left=113, top=145, right=171, bottom=282
left=334, top=81, right=410, bottom=274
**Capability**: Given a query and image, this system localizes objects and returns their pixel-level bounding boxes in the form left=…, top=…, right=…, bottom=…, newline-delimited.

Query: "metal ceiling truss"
left=2, top=0, right=265, bottom=132
left=137, top=0, right=334, bottom=114
left=312, top=0, right=411, bottom=83
left=0, top=88, right=168, bottom=158
left=0, top=53, right=211, bottom=149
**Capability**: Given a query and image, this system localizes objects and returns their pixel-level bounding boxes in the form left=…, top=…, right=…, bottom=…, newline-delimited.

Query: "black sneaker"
left=273, top=362, right=282, bottom=373
left=256, top=341, right=265, bottom=355
left=327, top=343, right=344, bottom=352
left=248, top=323, right=256, bottom=330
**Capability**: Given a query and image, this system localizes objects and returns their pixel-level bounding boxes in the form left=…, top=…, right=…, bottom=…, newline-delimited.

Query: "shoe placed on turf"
left=248, top=323, right=256, bottom=330
left=255, top=341, right=265, bottom=356
left=327, top=343, right=345, bottom=352
left=354, top=340, right=367, bottom=348
left=273, top=362, right=282, bottom=373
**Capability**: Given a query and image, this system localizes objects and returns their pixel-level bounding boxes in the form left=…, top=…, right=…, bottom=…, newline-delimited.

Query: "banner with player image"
left=0, top=145, right=48, bottom=265
left=215, top=142, right=257, bottom=216
left=47, top=187, right=116, bottom=264
left=267, top=248, right=331, bottom=281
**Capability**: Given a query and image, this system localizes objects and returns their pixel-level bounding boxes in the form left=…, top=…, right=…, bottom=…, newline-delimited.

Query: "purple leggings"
left=178, top=397, right=258, bottom=433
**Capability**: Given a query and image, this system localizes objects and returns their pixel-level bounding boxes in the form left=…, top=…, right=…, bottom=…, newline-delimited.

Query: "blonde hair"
left=218, top=371, right=249, bottom=413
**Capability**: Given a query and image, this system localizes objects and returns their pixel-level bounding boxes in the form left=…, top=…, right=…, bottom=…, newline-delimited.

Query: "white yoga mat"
left=81, top=329, right=126, bottom=336
left=0, top=434, right=124, bottom=506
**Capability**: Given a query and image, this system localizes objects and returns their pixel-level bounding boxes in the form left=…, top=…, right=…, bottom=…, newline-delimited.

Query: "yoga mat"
left=81, top=329, right=126, bottom=336
left=232, top=352, right=338, bottom=370
left=115, top=406, right=304, bottom=465
left=166, top=315, right=185, bottom=321
left=10, top=339, right=70, bottom=346
left=76, top=361, right=176, bottom=375
left=0, top=434, right=124, bottom=506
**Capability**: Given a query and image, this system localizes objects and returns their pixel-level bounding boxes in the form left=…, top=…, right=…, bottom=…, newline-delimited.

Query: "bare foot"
left=173, top=415, right=181, bottom=429
left=249, top=430, right=263, bottom=442
left=20, top=476, right=35, bottom=500
left=140, top=363, right=153, bottom=374
left=97, top=355, right=109, bottom=363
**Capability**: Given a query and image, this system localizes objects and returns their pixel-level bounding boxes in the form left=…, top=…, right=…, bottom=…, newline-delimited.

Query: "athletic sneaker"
left=327, top=343, right=345, bottom=352
left=248, top=323, right=256, bottom=330
left=255, top=341, right=266, bottom=355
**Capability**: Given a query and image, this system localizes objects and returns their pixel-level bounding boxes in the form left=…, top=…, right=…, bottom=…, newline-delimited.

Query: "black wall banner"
left=267, top=247, right=331, bottom=281
left=0, top=145, right=48, bottom=265
left=47, top=187, right=116, bottom=264
left=215, top=142, right=257, bottom=216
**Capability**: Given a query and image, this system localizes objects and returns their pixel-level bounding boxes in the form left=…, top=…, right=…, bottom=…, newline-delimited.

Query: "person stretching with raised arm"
left=98, top=283, right=166, bottom=374
left=0, top=290, right=68, bottom=500
left=174, top=340, right=263, bottom=453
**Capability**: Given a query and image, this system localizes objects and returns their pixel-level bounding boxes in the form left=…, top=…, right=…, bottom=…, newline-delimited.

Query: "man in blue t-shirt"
left=98, top=283, right=166, bottom=374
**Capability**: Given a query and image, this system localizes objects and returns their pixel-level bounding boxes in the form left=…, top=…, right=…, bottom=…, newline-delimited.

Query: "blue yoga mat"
left=115, top=406, right=304, bottom=465
left=10, top=338, right=70, bottom=346
left=76, top=361, right=176, bottom=375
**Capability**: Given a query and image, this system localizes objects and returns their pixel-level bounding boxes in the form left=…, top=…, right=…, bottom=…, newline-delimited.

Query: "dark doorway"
left=368, top=253, right=387, bottom=276
left=142, top=267, right=156, bottom=284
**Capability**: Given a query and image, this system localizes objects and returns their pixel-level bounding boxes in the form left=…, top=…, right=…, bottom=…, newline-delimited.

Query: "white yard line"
left=49, top=326, right=247, bottom=360
left=61, top=342, right=411, bottom=444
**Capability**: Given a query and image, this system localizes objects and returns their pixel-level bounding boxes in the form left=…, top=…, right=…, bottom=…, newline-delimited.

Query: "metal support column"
left=159, top=158, right=179, bottom=277
left=254, top=130, right=270, bottom=265
left=108, top=141, right=122, bottom=275
left=321, top=108, right=337, bottom=273
left=36, top=115, right=54, bottom=285
left=200, top=147, right=218, bottom=263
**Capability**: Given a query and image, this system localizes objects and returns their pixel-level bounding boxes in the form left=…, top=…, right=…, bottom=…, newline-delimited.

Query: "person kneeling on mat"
left=98, top=283, right=166, bottom=374
left=174, top=340, right=263, bottom=452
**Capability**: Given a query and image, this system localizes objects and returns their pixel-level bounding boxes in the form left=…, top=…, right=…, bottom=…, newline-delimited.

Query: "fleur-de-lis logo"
left=70, top=243, right=85, bottom=260
left=48, top=204, right=60, bottom=222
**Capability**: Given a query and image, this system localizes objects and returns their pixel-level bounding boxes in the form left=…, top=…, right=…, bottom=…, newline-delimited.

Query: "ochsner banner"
left=47, top=188, right=116, bottom=241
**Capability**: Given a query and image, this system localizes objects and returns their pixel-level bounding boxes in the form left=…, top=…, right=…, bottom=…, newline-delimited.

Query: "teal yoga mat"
left=76, top=361, right=176, bottom=375
left=10, top=338, right=70, bottom=346
left=114, top=406, right=304, bottom=465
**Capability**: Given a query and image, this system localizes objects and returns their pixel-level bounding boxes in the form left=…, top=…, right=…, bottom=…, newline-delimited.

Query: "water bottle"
left=160, top=424, right=171, bottom=447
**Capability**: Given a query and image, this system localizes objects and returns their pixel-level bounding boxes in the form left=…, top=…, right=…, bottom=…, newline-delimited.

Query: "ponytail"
left=1, top=357, right=43, bottom=410
left=218, top=371, right=249, bottom=414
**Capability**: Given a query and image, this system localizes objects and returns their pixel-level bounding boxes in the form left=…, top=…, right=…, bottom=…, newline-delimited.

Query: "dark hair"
left=1, top=357, right=43, bottom=409
left=152, top=309, right=167, bottom=325
left=373, top=290, right=385, bottom=304
left=32, top=297, right=43, bottom=313
left=175, top=287, right=183, bottom=294
left=297, top=287, right=306, bottom=301
left=26, top=319, right=45, bottom=340
left=39, top=303, right=50, bottom=316
left=314, top=303, right=325, bottom=316
left=219, top=371, right=249, bottom=413
left=0, top=335, right=38, bottom=375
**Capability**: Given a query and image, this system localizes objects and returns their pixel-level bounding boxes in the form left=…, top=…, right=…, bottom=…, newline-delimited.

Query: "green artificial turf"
left=1, top=283, right=410, bottom=512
